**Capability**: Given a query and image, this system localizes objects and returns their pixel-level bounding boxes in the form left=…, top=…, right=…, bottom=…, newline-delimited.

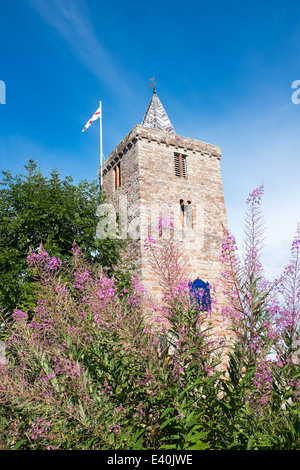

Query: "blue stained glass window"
left=189, top=279, right=211, bottom=310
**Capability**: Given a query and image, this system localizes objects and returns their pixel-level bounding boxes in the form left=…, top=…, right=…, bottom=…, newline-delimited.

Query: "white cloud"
left=28, top=0, right=140, bottom=102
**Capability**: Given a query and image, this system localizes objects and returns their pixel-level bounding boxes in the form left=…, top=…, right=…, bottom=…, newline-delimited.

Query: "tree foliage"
left=0, top=160, right=125, bottom=313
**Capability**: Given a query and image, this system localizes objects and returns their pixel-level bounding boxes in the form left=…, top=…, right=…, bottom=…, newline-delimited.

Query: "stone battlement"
left=100, top=125, right=221, bottom=179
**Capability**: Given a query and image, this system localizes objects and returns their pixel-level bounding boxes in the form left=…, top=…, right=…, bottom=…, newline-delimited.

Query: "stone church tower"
left=99, top=89, right=228, bottom=327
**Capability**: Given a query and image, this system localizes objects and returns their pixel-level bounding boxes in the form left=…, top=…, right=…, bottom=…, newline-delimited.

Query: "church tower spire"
left=141, top=88, right=176, bottom=134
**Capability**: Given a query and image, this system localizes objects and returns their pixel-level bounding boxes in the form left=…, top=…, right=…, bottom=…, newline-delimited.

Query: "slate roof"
left=141, top=89, right=176, bottom=134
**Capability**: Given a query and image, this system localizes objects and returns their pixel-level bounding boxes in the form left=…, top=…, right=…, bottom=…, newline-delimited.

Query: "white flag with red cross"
left=82, top=106, right=101, bottom=132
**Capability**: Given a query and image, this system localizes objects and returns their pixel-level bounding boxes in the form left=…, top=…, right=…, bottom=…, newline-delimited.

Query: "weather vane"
left=148, top=77, right=157, bottom=92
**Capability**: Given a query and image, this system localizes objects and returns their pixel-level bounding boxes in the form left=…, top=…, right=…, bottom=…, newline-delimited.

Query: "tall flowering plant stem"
left=143, top=216, right=225, bottom=449
left=145, top=218, right=188, bottom=302
left=243, top=184, right=265, bottom=278
left=276, top=225, right=300, bottom=357
left=220, top=184, right=276, bottom=371
left=267, top=226, right=300, bottom=449
left=272, top=226, right=300, bottom=418
left=217, top=186, right=278, bottom=447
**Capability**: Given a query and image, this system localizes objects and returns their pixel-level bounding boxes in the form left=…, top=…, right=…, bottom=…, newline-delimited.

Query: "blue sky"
left=1, top=0, right=300, bottom=280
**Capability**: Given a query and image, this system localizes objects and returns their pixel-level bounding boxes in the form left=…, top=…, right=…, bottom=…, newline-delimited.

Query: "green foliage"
left=1, top=239, right=300, bottom=450
left=1, top=184, right=300, bottom=450
left=0, top=160, right=127, bottom=313
left=0, top=244, right=223, bottom=450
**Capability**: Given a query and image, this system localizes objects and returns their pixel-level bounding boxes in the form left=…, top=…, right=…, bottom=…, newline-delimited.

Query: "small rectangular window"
left=180, top=200, right=192, bottom=228
left=114, top=163, right=121, bottom=189
left=174, top=153, right=187, bottom=178
left=180, top=199, right=185, bottom=227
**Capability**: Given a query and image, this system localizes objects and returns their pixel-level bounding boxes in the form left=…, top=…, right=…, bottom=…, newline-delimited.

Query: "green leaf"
left=85, top=437, right=97, bottom=450
left=247, top=435, right=254, bottom=450
left=187, top=441, right=208, bottom=450
left=160, top=417, right=178, bottom=430
left=13, top=439, right=27, bottom=450
left=159, top=444, right=177, bottom=450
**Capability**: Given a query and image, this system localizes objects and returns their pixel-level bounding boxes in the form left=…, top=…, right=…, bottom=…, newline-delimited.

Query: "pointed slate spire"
left=141, top=88, right=176, bottom=134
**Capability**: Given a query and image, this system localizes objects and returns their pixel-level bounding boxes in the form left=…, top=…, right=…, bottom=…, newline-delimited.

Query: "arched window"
left=189, top=278, right=211, bottom=311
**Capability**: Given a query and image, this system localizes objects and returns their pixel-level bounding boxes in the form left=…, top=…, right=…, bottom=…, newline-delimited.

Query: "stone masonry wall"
left=101, top=124, right=228, bottom=339
left=101, top=128, right=142, bottom=270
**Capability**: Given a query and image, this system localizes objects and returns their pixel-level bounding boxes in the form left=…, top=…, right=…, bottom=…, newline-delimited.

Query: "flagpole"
left=99, top=100, right=103, bottom=188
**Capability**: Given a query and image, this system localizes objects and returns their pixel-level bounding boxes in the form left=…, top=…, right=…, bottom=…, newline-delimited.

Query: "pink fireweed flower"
left=246, top=183, right=264, bottom=205
left=30, top=417, right=51, bottom=441
left=47, top=256, right=62, bottom=271
left=144, top=237, right=156, bottom=249
left=158, top=215, right=174, bottom=230
left=12, top=310, right=28, bottom=322
left=73, top=269, right=91, bottom=290
left=27, top=246, right=62, bottom=271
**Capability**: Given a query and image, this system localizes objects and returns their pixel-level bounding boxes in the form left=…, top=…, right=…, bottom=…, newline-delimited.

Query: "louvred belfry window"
left=174, top=153, right=187, bottom=178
